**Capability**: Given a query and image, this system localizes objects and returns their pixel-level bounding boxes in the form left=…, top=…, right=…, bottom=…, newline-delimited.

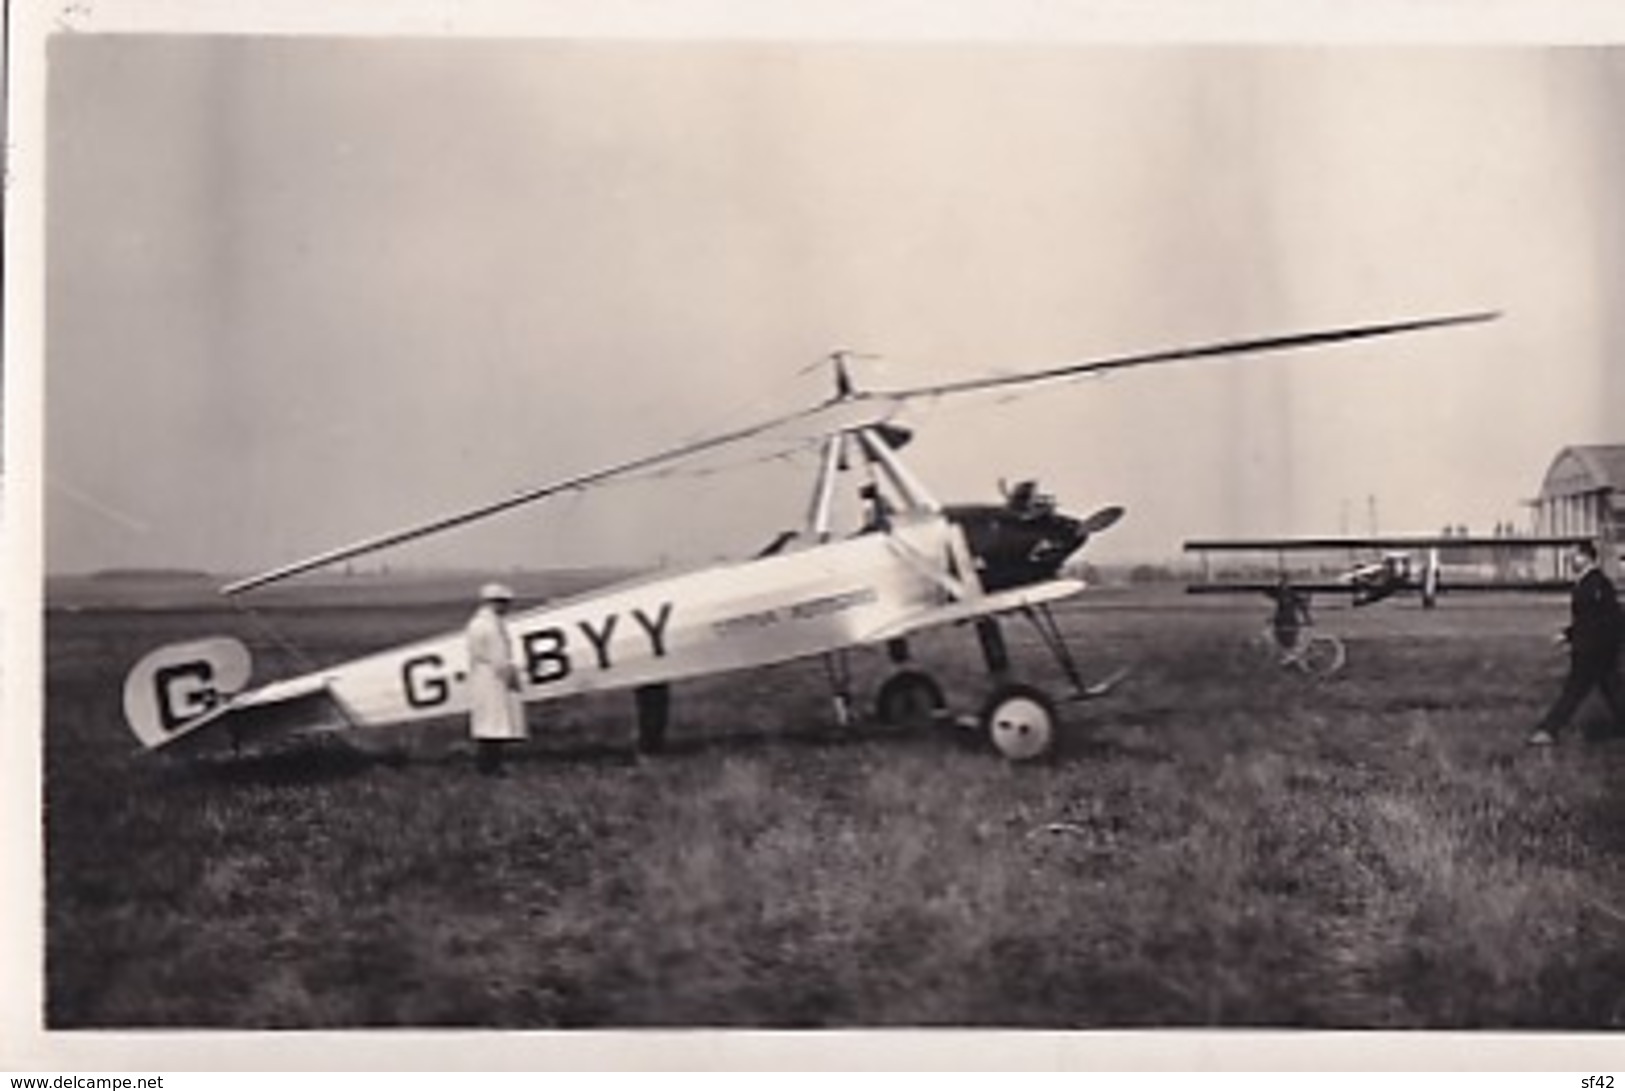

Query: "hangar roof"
left=1541, top=444, right=1625, bottom=498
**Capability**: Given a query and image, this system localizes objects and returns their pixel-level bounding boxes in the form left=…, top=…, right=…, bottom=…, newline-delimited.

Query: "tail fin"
left=122, top=637, right=252, bottom=750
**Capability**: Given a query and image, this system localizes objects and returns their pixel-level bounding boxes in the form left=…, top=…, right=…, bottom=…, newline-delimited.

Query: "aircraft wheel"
left=875, top=669, right=946, bottom=730
left=980, top=683, right=1058, bottom=762
left=1298, top=634, right=1346, bottom=678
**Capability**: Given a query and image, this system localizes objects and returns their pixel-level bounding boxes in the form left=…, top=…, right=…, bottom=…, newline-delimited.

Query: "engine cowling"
left=945, top=483, right=1122, bottom=592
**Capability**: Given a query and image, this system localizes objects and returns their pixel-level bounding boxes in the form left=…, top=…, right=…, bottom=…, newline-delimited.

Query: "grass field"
left=42, top=578, right=1625, bottom=1028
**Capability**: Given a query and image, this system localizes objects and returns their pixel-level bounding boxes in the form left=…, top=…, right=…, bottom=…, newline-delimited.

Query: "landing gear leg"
left=822, top=650, right=854, bottom=729
left=974, top=615, right=1058, bottom=761
left=1022, top=603, right=1128, bottom=700
left=975, top=617, right=1012, bottom=682
left=634, top=683, right=670, bottom=754
left=875, top=634, right=947, bottom=733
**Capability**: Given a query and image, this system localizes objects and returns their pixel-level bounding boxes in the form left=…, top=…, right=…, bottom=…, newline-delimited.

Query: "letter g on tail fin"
left=122, top=637, right=253, bottom=750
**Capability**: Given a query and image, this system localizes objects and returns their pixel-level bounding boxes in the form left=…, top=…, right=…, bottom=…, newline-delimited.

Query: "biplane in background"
left=122, top=312, right=1494, bottom=763
left=1183, top=533, right=1588, bottom=609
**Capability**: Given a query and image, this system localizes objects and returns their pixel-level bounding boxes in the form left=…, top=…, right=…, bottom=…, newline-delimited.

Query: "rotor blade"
left=222, top=310, right=1492, bottom=595
left=222, top=394, right=907, bottom=595
left=872, top=311, right=1499, bottom=401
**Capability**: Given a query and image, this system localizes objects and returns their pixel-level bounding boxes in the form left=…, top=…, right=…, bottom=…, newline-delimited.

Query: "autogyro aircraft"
left=1183, top=532, right=1584, bottom=609
left=122, top=312, right=1495, bottom=762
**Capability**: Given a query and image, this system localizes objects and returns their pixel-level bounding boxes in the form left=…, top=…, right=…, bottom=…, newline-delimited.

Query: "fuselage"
left=247, top=514, right=993, bottom=726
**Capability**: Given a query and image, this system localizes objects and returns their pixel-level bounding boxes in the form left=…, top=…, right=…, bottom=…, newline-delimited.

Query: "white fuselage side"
left=246, top=515, right=974, bottom=728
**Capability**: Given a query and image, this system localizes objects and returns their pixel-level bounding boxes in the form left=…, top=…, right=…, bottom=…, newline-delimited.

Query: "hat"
left=480, top=582, right=516, bottom=603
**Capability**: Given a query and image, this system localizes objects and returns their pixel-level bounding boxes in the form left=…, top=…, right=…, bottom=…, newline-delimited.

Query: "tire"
left=1255, top=628, right=1285, bottom=670
left=979, top=682, right=1058, bottom=762
left=875, top=669, right=946, bottom=730
left=1297, top=633, right=1346, bottom=678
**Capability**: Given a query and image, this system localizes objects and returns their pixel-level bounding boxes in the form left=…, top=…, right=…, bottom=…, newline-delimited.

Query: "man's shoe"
left=1527, top=729, right=1556, bottom=747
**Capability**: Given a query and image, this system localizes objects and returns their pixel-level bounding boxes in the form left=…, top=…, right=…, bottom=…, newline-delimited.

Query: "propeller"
left=1058, top=504, right=1126, bottom=561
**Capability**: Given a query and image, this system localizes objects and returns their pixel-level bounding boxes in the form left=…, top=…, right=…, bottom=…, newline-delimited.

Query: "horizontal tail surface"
left=122, top=637, right=253, bottom=750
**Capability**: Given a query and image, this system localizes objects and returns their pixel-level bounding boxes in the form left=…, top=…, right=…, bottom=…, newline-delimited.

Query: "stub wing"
left=862, top=577, right=1085, bottom=643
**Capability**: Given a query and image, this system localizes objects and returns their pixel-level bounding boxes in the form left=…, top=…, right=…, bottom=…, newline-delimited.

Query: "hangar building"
left=1530, top=444, right=1625, bottom=562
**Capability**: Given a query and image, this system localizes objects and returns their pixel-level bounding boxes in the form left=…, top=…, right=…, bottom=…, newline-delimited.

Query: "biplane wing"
left=1184, top=534, right=1589, bottom=552
left=1186, top=580, right=1377, bottom=596
left=1183, top=577, right=1574, bottom=597
left=1183, top=532, right=1585, bottom=607
left=1396, top=579, right=1576, bottom=594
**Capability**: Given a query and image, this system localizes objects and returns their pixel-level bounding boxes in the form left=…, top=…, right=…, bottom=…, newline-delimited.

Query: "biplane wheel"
left=980, top=683, right=1058, bottom=762
left=875, top=669, right=946, bottom=730
left=1297, top=634, right=1346, bottom=679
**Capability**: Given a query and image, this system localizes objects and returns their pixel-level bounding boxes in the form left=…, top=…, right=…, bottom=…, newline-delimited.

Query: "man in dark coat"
left=1529, top=540, right=1623, bottom=745
left=1265, top=575, right=1313, bottom=664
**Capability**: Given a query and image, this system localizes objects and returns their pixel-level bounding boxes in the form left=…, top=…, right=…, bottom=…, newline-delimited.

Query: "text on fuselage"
left=709, top=588, right=878, bottom=638
left=401, top=602, right=673, bottom=709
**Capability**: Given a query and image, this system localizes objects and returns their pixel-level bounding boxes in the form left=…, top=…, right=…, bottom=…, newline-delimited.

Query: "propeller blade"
left=874, top=311, right=1498, bottom=401
left=1077, top=505, right=1126, bottom=536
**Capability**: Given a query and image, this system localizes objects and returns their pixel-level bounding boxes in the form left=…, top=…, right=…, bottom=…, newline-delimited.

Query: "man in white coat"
left=467, top=581, right=526, bottom=775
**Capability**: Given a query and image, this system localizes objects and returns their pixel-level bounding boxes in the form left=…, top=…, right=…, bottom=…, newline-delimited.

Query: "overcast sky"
left=41, top=38, right=1625, bottom=575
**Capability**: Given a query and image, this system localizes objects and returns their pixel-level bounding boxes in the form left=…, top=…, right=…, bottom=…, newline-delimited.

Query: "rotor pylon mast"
left=858, top=427, right=940, bottom=515
left=820, top=347, right=941, bottom=517
left=805, top=431, right=845, bottom=542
